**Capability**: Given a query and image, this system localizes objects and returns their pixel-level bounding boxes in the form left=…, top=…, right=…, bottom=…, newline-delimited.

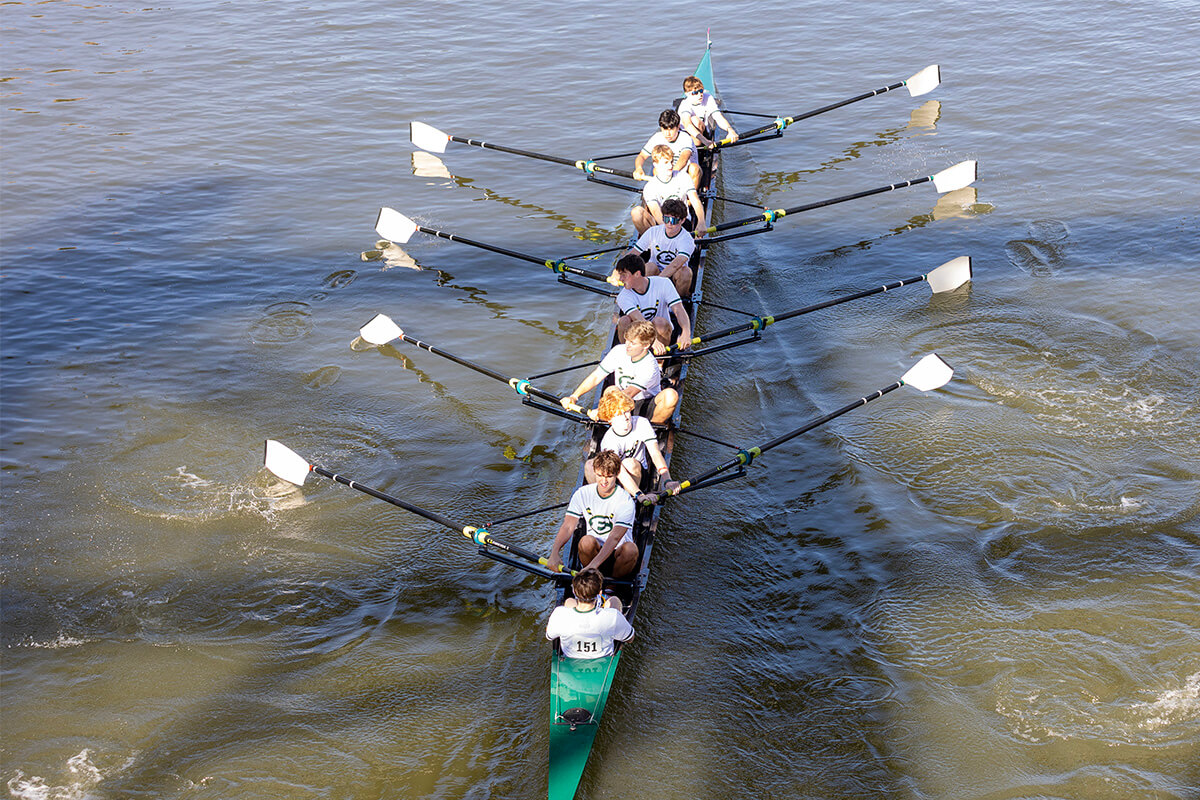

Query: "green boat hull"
left=548, top=650, right=622, bottom=800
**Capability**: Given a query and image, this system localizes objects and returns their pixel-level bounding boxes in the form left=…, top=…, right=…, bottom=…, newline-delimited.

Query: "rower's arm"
left=712, top=110, right=738, bottom=142
left=633, top=151, right=650, bottom=180
left=671, top=302, right=692, bottom=347
left=547, top=514, right=579, bottom=569
left=586, top=525, right=628, bottom=570
left=563, top=366, right=606, bottom=409
left=687, top=191, right=706, bottom=237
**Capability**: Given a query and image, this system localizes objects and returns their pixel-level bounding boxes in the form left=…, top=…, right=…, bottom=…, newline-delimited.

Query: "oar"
left=673, top=257, right=971, bottom=354
left=410, top=121, right=637, bottom=180
left=375, top=207, right=615, bottom=286
left=716, top=65, right=941, bottom=146
left=704, top=160, right=977, bottom=237
left=648, top=353, right=954, bottom=502
left=262, top=440, right=572, bottom=579
left=358, top=314, right=589, bottom=417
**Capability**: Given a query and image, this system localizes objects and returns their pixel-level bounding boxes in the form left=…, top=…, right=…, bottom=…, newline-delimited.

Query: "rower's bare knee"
left=651, top=388, right=679, bottom=423
left=621, top=458, right=643, bottom=485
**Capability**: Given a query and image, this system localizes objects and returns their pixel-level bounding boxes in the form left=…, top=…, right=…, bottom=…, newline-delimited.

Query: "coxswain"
left=545, top=567, right=634, bottom=659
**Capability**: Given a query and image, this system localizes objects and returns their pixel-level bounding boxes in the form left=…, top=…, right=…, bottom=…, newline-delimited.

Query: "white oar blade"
left=902, top=354, right=954, bottom=392
left=410, top=120, right=449, bottom=154
left=375, top=207, right=418, bottom=244
left=927, top=256, right=973, bottom=293
left=359, top=313, right=403, bottom=346
left=932, top=160, right=978, bottom=193
left=264, top=440, right=312, bottom=486
left=906, top=64, right=941, bottom=97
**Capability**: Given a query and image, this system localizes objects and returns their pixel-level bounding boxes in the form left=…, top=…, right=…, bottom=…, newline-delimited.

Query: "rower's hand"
left=727, top=130, right=740, bottom=144
left=561, top=396, right=580, bottom=411
left=694, top=227, right=707, bottom=240
left=587, top=407, right=600, bottom=421
left=663, top=480, right=681, bottom=495
left=633, top=167, right=649, bottom=181
left=651, top=340, right=668, bottom=356
left=636, top=492, right=658, bottom=506
left=676, top=335, right=691, bottom=351
left=548, top=553, right=562, bottom=572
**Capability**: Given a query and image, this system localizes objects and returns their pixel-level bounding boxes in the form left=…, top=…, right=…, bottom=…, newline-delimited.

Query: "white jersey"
left=566, top=482, right=635, bottom=545
left=600, top=415, right=657, bottom=468
left=642, top=170, right=695, bottom=207
left=599, top=344, right=661, bottom=401
left=636, top=225, right=695, bottom=273
left=616, top=276, right=681, bottom=322
left=640, top=129, right=698, bottom=166
left=546, top=604, right=634, bottom=659
left=678, top=92, right=722, bottom=132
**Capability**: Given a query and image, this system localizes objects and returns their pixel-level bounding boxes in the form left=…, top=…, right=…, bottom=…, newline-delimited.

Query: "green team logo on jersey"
left=585, top=508, right=614, bottom=535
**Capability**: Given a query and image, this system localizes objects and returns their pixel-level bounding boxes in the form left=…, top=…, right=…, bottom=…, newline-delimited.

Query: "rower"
left=545, top=567, right=634, bottom=659
left=631, top=144, right=706, bottom=237
left=612, top=253, right=691, bottom=354
left=561, top=319, right=679, bottom=424
left=547, top=451, right=638, bottom=579
left=678, top=75, right=738, bottom=148
left=632, top=109, right=701, bottom=189
left=628, top=197, right=695, bottom=298
left=585, top=387, right=680, bottom=500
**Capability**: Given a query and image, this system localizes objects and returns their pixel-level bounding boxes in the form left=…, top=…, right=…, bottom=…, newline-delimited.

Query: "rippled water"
left=4, top=1, right=1199, bottom=798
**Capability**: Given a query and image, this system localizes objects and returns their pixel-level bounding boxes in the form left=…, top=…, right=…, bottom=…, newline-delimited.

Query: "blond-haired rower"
left=561, top=320, right=679, bottom=425
left=585, top=387, right=681, bottom=500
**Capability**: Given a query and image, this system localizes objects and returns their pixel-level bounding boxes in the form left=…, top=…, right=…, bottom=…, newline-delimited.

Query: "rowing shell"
left=542, top=40, right=720, bottom=800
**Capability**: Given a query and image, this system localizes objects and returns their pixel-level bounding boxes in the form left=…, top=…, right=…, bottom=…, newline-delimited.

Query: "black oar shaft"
left=738, top=81, right=905, bottom=139
left=416, top=224, right=544, bottom=267
left=313, top=466, right=462, bottom=532
left=397, top=333, right=564, bottom=406
left=415, top=224, right=611, bottom=283
left=712, top=175, right=933, bottom=234
left=448, top=135, right=635, bottom=180
left=673, top=273, right=930, bottom=354
left=311, top=466, right=555, bottom=571
left=668, top=381, right=904, bottom=498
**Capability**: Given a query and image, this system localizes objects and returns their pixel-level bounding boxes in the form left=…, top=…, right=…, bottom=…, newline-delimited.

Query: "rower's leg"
left=669, top=264, right=694, bottom=299
left=651, top=317, right=673, bottom=350
left=649, top=388, right=679, bottom=424
left=687, top=161, right=701, bottom=189
left=621, top=458, right=643, bottom=490
left=584, top=457, right=597, bottom=484
left=612, top=541, right=639, bottom=578
left=579, top=535, right=601, bottom=563
left=616, top=314, right=634, bottom=343
left=631, top=206, right=653, bottom=235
